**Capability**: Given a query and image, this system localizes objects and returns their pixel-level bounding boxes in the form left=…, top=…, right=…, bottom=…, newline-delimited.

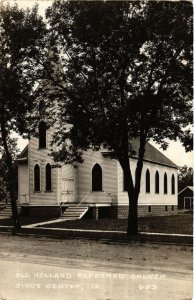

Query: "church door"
left=61, top=165, right=75, bottom=203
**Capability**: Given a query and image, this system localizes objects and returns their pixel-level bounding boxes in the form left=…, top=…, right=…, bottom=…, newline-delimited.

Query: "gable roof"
left=18, top=145, right=28, bottom=159
left=130, top=139, right=177, bottom=169
left=15, top=145, right=28, bottom=164
left=102, top=139, right=177, bottom=169
left=18, top=139, right=177, bottom=169
left=178, top=186, right=193, bottom=195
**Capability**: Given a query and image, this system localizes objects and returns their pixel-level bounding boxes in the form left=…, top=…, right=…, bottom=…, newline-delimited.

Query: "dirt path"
left=0, top=233, right=192, bottom=272
left=0, top=233, right=192, bottom=300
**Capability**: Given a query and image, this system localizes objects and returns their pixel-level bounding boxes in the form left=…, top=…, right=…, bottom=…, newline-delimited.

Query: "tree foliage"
left=0, top=152, right=18, bottom=202
left=178, top=165, right=193, bottom=192
left=44, top=1, right=192, bottom=155
left=0, top=3, right=45, bottom=228
left=35, top=1, right=192, bottom=234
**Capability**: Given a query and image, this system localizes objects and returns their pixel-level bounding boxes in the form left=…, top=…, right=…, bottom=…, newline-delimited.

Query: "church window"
left=164, top=172, right=168, bottom=194
left=171, top=174, right=175, bottom=194
left=155, top=171, right=159, bottom=194
left=146, top=169, right=150, bottom=193
left=92, top=163, right=102, bottom=191
left=39, top=121, right=46, bottom=149
left=45, top=163, right=52, bottom=191
left=34, top=164, right=40, bottom=192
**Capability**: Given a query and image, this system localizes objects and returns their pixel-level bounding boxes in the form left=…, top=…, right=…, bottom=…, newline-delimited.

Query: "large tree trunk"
left=1, top=119, right=21, bottom=229
left=127, top=191, right=138, bottom=235
left=119, top=154, right=138, bottom=236
left=121, top=133, right=147, bottom=236
left=6, top=164, right=21, bottom=229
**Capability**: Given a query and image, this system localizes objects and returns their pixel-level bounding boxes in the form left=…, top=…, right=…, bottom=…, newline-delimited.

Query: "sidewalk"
left=0, top=223, right=192, bottom=245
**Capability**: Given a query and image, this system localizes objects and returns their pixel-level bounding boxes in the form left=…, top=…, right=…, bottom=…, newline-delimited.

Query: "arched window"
left=34, top=164, right=40, bottom=192
left=92, top=163, right=102, bottom=191
left=155, top=171, right=159, bottom=194
left=45, top=163, right=52, bottom=191
left=171, top=174, right=175, bottom=194
left=146, top=169, right=150, bottom=193
left=164, top=172, right=168, bottom=194
left=39, top=121, right=46, bottom=149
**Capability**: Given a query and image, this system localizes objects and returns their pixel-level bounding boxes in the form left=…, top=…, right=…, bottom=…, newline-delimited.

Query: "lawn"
left=0, top=213, right=192, bottom=235
left=38, top=213, right=193, bottom=235
left=0, top=216, right=56, bottom=226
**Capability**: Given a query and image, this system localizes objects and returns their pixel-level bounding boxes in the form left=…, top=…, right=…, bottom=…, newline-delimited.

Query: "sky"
left=2, top=0, right=53, bottom=17
left=5, top=0, right=194, bottom=168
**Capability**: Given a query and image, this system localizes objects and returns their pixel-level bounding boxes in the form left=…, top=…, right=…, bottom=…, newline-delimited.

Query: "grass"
left=0, top=216, right=56, bottom=226
left=39, top=214, right=193, bottom=235
left=138, top=214, right=193, bottom=234
left=0, top=213, right=192, bottom=235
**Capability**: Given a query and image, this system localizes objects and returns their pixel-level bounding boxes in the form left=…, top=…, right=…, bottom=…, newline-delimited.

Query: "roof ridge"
left=178, top=186, right=193, bottom=194
left=145, top=142, right=177, bottom=167
left=129, top=139, right=177, bottom=168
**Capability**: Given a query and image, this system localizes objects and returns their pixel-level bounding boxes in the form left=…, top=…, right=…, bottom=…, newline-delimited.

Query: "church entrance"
left=61, top=165, right=75, bottom=203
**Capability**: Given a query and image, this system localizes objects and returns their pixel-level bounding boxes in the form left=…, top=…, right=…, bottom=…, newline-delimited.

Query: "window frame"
left=45, top=163, right=52, bottom=192
left=145, top=169, right=150, bottom=193
left=38, top=121, right=47, bottom=149
left=171, top=174, right=175, bottom=194
left=92, top=163, right=103, bottom=192
left=164, top=172, right=168, bottom=194
left=34, top=164, right=41, bottom=192
left=155, top=171, right=160, bottom=194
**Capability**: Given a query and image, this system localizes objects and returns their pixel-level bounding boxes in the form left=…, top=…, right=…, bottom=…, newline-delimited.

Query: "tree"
left=0, top=143, right=19, bottom=202
left=0, top=158, right=7, bottom=202
left=0, top=3, right=45, bottom=228
left=37, top=1, right=192, bottom=235
left=178, top=166, right=193, bottom=192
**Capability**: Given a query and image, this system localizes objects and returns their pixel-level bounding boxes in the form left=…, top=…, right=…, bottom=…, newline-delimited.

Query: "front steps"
left=60, top=204, right=88, bottom=220
left=0, top=204, right=12, bottom=217
left=0, top=203, right=20, bottom=218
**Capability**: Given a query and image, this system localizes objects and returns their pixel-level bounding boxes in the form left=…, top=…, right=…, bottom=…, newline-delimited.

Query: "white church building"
left=16, top=121, right=178, bottom=219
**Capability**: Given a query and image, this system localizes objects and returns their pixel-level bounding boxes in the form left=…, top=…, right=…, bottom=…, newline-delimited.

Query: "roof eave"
left=178, top=186, right=193, bottom=195
left=15, top=158, right=28, bottom=164
left=101, top=152, right=177, bottom=169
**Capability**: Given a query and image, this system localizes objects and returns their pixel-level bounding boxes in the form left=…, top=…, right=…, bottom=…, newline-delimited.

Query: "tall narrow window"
left=146, top=169, right=150, bottom=193
left=92, top=163, right=102, bottom=191
left=155, top=171, right=159, bottom=194
left=39, top=121, right=46, bottom=149
left=171, top=174, right=175, bottom=194
left=45, top=163, right=52, bottom=191
left=34, top=164, right=40, bottom=192
left=164, top=172, right=168, bottom=194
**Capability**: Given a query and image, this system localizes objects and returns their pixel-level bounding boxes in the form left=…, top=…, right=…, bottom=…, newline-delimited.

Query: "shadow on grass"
left=0, top=214, right=192, bottom=235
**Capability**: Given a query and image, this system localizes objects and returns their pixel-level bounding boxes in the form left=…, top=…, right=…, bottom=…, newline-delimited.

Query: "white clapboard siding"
left=117, top=159, right=178, bottom=205
left=18, top=164, right=29, bottom=204
left=26, top=125, right=178, bottom=207
left=76, top=150, right=117, bottom=204
left=29, top=129, right=58, bottom=205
